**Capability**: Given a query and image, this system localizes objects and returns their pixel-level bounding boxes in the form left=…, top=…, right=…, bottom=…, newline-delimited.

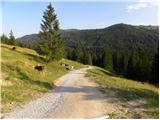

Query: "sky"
left=0, top=0, right=159, bottom=38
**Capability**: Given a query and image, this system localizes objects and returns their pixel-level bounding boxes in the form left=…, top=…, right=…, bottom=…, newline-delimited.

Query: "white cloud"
left=126, top=0, right=159, bottom=12
left=127, top=3, right=147, bottom=11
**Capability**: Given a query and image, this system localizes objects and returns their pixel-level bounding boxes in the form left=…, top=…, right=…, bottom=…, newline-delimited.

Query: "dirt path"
left=3, top=66, right=110, bottom=119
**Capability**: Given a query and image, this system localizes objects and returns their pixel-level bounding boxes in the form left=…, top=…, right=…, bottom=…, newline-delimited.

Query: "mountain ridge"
left=17, top=23, right=159, bottom=40
left=17, top=23, right=159, bottom=55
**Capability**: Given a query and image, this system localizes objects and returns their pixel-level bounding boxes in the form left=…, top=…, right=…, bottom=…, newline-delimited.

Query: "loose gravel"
left=2, top=66, right=109, bottom=119
left=3, top=74, right=66, bottom=118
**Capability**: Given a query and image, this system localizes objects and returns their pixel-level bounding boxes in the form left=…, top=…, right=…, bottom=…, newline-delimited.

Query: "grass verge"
left=86, top=67, right=159, bottom=119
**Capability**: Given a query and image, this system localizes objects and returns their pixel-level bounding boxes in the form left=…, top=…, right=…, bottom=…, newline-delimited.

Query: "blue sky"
left=1, top=0, right=159, bottom=38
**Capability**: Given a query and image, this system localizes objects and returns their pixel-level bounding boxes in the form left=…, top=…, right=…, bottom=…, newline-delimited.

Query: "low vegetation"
left=87, top=67, right=159, bottom=119
left=1, top=44, right=83, bottom=112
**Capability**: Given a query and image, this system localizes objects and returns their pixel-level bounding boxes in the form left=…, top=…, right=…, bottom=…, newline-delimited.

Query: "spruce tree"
left=150, top=53, right=159, bottom=84
left=1, top=34, right=9, bottom=44
left=74, top=43, right=83, bottom=62
left=72, top=49, right=77, bottom=61
left=126, top=49, right=151, bottom=82
left=92, top=53, right=97, bottom=65
left=126, top=53, right=135, bottom=79
left=66, top=48, right=73, bottom=60
left=102, top=47, right=113, bottom=71
left=37, top=3, right=64, bottom=62
left=9, top=30, right=16, bottom=45
left=135, top=49, right=151, bottom=82
left=87, top=52, right=92, bottom=65
left=83, top=52, right=92, bottom=65
left=113, top=52, right=118, bottom=72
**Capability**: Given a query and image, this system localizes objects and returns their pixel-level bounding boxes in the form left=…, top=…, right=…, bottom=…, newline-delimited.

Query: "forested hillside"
left=61, top=24, right=159, bottom=85
left=17, top=23, right=159, bottom=55
left=7, top=23, right=159, bottom=84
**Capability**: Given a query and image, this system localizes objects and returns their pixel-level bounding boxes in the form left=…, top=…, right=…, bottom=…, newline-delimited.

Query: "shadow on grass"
left=24, top=53, right=46, bottom=63
left=99, top=69, right=115, bottom=76
left=2, top=45, right=52, bottom=90
left=88, top=68, right=116, bottom=77
left=16, top=67, right=53, bottom=90
left=87, top=69, right=159, bottom=109
left=111, top=88, right=159, bottom=108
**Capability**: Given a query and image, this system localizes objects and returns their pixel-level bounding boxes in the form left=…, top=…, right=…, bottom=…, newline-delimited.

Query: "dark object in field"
left=66, top=67, right=70, bottom=70
left=60, top=63, right=74, bottom=70
left=86, top=65, right=90, bottom=68
left=60, top=63, right=69, bottom=67
left=65, top=65, right=74, bottom=70
left=12, top=47, right=16, bottom=50
left=34, top=64, right=44, bottom=71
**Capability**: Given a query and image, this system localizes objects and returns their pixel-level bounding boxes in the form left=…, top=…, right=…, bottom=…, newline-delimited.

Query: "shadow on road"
left=52, top=85, right=158, bottom=109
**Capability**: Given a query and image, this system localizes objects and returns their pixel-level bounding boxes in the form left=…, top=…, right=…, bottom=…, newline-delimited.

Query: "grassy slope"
left=1, top=44, right=84, bottom=112
left=87, top=67, right=159, bottom=119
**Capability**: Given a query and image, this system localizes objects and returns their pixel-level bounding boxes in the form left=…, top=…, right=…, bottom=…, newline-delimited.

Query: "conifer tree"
left=74, top=43, right=83, bottom=62
left=126, top=53, right=135, bottom=79
left=92, top=53, right=98, bottom=65
left=72, top=49, right=77, bottom=61
left=66, top=48, right=73, bottom=60
left=1, top=34, right=9, bottom=44
left=37, top=3, right=64, bottom=62
left=150, top=53, right=159, bottom=84
left=83, top=52, right=92, bottom=65
left=9, top=30, right=16, bottom=45
left=102, top=47, right=113, bottom=71
left=126, top=49, right=151, bottom=81
left=87, top=52, right=92, bottom=65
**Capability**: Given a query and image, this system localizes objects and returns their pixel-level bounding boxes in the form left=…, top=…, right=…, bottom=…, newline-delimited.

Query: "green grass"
left=86, top=67, right=159, bottom=119
left=1, top=44, right=84, bottom=112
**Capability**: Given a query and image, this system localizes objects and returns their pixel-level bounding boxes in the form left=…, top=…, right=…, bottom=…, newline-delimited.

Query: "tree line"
left=66, top=44, right=159, bottom=85
left=1, top=30, right=24, bottom=46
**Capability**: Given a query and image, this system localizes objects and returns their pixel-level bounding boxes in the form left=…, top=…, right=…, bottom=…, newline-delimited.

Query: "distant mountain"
left=137, top=25, right=159, bottom=30
left=17, top=34, right=39, bottom=45
left=17, top=23, right=159, bottom=54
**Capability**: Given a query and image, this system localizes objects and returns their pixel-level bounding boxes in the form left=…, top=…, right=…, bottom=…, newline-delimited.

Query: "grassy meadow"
left=1, top=44, right=84, bottom=112
left=86, top=67, right=159, bottom=119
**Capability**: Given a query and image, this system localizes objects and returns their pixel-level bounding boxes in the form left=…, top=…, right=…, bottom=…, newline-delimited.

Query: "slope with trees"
left=6, top=24, right=160, bottom=84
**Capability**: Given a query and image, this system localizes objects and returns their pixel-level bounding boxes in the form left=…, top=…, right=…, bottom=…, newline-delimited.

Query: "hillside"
left=1, top=44, right=84, bottom=112
left=62, top=23, right=159, bottom=54
left=17, top=24, right=159, bottom=83
left=1, top=44, right=159, bottom=119
left=17, top=23, right=159, bottom=54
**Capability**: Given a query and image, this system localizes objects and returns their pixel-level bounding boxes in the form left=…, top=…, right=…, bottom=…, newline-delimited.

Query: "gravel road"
left=3, top=66, right=109, bottom=119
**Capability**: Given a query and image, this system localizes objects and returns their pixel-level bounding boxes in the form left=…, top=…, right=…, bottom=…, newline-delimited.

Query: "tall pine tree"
left=9, top=30, right=16, bottom=45
left=126, top=53, right=135, bottom=79
left=102, top=47, right=113, bottom=71
left=74, top=43, right=83, bottom=62
left=37, top=3, right=64, bottom=62
left=150, top=53, right=159, bottom=84
left=1, top=34, right=9, bottom=44
left=83, top=51, right=92, bottom=65
left=87, top=52, right=92, bottom=65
